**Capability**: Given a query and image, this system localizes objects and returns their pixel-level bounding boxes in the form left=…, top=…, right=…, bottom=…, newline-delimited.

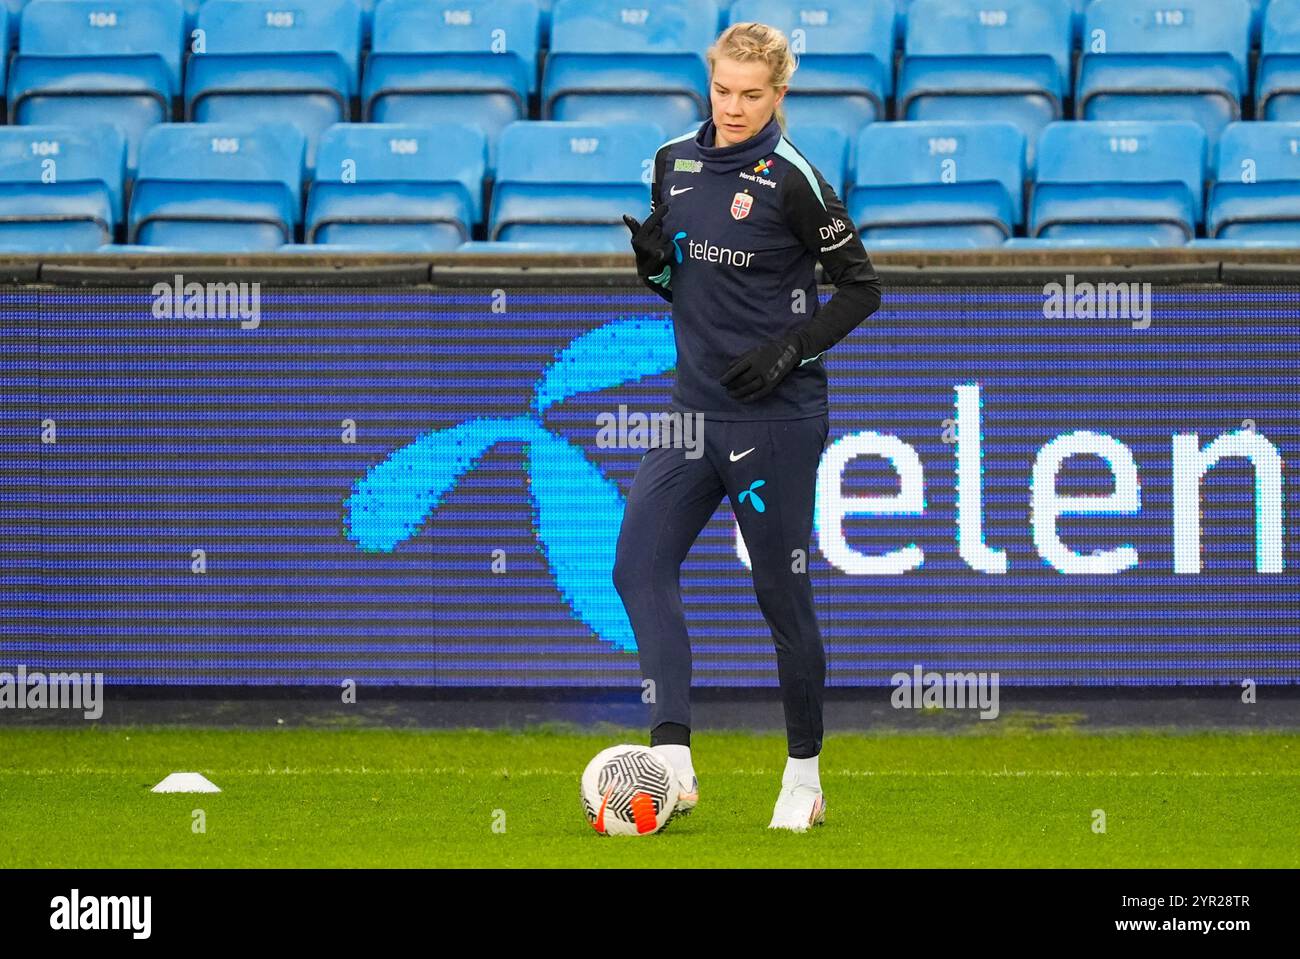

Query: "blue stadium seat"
left=489, top=120, right=661, bottom=249
left=307, top=123, right=486, bottom=251
left=785, top=124, right=848, bottom=198
left=129, top=123, right=306, bottom=250
left=1207, top=121, right=1300, bottom=241
left=543, top=0, right=715, bottom=133
left=1077, top=0, right=1252, bottom=149
left=1031, top=120, right=1206, bottom=245
left=186, top=0, right=363, bottom=172
left=363, top=0, right=539, bottom=174
left=848, top=121, right=1026, bottom=247
left=0, top=124, right=124, bottom=250
left=727, top=0, right=894, bottom=144
left=1258, top=0, right=1300, bottom=121
left=898, top=0, right=1073, bottom=161
left=9, top=0, right=183, bottom=174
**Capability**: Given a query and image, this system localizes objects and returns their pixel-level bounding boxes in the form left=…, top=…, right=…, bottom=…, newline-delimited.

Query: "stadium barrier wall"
left=2, top=251, right=1299, bottom=687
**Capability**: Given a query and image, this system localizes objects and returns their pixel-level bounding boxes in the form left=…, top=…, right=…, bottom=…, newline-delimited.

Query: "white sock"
left=782, top=754, right=820, bottom=790
left=652, top=744, right=695, bottom=784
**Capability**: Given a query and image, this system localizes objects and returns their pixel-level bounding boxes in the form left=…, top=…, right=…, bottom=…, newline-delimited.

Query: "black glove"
left=719, top=333, right=803, bottom=403
left=622, top=205, right=673, bottom=284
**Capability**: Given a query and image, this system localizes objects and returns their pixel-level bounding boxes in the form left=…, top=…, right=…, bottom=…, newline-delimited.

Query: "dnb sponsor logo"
left=50, top=890, right=151, bottom=940
left=151, top=273, right=261, bottom=329
left=891, top=664, right=1000, bottom=719
left=818, top=216, right=853, bottom=253
left=0, top=665, right=103, bottom=719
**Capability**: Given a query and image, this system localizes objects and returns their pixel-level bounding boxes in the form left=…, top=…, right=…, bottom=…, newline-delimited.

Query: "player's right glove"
left=622, top=205, right=674, bottom=290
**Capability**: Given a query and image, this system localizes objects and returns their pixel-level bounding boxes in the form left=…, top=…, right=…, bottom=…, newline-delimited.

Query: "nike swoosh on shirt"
left=729, top=448, right=755, bottom=462
left=669, top=186, right=694, bottom=196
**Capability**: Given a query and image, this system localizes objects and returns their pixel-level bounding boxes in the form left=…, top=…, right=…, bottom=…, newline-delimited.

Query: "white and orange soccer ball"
left=581, top=744, right=677, bottom=836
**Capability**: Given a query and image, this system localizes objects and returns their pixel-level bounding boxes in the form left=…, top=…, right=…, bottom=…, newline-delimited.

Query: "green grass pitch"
left=2, top=721, right=1297, bottom=867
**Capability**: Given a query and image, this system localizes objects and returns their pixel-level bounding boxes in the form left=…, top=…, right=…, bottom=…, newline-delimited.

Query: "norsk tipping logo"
left=343, top=317, right=677, bottom=653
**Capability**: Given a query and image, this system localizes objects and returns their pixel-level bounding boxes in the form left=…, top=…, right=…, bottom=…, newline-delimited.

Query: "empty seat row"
left=4, top=117, right=1297, bottom=253
left=793, top=0, right=1300, bottom=158
left=3, top=0, right=629, bottom=173
left=848, top=119, right=1300, bottom=246
left=0, top=0, right=1280, bottom=50
left=0, top=120, right=663, bottom=252
left=0, top=1, right=378, bottom=41
left=5, top=0, right=1300, bottom=182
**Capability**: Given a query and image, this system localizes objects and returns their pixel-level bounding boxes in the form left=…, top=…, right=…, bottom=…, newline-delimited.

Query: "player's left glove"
left=719, top=333, right=802, bottom=402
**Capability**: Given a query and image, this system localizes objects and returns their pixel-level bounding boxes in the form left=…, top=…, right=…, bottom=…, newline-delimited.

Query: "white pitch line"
left=1, top=768, right=1298, bottom=777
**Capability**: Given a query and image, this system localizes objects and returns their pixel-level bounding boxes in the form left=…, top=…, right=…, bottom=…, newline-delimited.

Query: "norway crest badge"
left=730, top=191, right=753, bottom=220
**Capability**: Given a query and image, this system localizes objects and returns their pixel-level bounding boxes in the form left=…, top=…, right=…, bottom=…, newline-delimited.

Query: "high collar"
left=693, top=115, right=783, bottom=173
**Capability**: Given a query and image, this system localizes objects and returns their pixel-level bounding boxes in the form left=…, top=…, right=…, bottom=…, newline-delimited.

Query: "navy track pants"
left=612, top=413, right=830, bottom=759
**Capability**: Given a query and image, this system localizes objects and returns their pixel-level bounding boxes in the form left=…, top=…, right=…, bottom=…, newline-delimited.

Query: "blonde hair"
left=705, top=21, right=797, bottom=132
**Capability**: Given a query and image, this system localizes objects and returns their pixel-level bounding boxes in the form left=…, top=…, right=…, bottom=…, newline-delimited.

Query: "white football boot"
left=767, top=782, right=826, bottom=832
left=667, top=772, right=699, bottom=822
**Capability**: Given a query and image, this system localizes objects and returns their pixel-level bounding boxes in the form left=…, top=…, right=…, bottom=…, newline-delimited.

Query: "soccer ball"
left=581, top=744, right=678, bottom=835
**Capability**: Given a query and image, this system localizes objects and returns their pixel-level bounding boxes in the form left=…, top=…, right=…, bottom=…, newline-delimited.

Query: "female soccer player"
left=614, top=21, right=883, bottom=831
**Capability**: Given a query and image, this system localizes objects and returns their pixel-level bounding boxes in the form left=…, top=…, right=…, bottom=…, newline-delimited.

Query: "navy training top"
left=643, top=114, right=882, bottom=421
